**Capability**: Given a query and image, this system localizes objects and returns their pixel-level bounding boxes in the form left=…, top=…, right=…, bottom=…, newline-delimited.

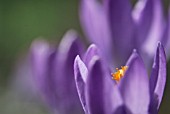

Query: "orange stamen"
left=112, top=66, right=128, bottom=82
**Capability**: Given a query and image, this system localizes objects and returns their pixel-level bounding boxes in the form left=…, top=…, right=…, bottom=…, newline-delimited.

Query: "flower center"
left=112, top=66, right=128, bottom=82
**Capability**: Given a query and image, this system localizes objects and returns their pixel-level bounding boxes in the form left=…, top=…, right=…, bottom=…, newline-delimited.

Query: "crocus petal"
left=133, top=0, right=153, bottom=46
left=54, top=30, right=84, bottom=114
left=30, top=39, right=56, bottom=108
left=107, top=0, right=135, bottom=65
left=74, top=55, right=88, bottom=114
left=80, top=0, right=112, bottom=65
left=119, top=50, right=150, bottom=114
left=142, top=0, right=165, bottom=57
left=83, top=44, right=99, bottom=68
left=31, top=39, right=51, bottom=83
left=164, top=8, right=170, bottom=58
left=86, top=56, right=122, bottom=114
left=86, top=57, right=105, bottom=114
left=149, top=42, right=166, bottom=110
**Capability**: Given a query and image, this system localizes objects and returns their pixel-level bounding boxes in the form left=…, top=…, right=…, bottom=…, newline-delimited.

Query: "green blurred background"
left=0, top=0, right=169, bottom=114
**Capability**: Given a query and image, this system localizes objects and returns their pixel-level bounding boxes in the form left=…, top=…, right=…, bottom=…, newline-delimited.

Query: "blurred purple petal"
left=133, top=0, right=153, bottom=46
left=31, top=30, right=85, bottom=114
left=31, top=39, right=56, bottom=108
left=80, top=0, right=113, bottom=65
left=164, top=8, right=170, bottom=57
left=53, top=30, right=84, bottom=114
left=107, top=0, right=135, bottom=64
left=141, top=0, right=165, bottom=57
left=119, top=50, right=150, bottom=114
left=150, top=43, right=166, bottom=110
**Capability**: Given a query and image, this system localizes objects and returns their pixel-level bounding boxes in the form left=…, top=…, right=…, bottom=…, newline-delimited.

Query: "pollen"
left=112, top=66, right=128, bottom=82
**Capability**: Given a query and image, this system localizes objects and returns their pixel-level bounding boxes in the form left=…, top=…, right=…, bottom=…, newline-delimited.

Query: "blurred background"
left=0, top=0, right=169, bottom=114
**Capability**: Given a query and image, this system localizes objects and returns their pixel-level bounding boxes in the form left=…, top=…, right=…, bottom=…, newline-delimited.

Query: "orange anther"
left=112, top=66, right=128, bottom=82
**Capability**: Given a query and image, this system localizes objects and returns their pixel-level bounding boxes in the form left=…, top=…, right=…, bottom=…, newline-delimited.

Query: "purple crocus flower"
left=80, top=0, right=169, bottom=67
left=74, top=42, right=166, bottom=114
left=31, top=30, right=84, bottom=114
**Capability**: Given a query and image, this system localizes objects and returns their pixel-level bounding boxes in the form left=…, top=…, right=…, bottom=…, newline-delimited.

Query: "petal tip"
left=75, top=55, right=81, bottom=62
left=156, top=41, right=166, bottom=58
left=30, top=39, right=50, bottom=57
left=88, top=44, right=98, bottom=49
left=60, top=30, right=78, bottom=46
left=133, top=49, right=137, bottom=53
left=86, top=44, right=99, bottom=55
left=74, top=55, right=88, bottom=82
left=126, top=49, right=145, bottom=69
left=130, top=49, right=140, bottom=59
left=89, top=55, right=100, bottom=69
left=58, top=30, right=84, bottom=57
left=157, top=41, right=162, bottom=48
